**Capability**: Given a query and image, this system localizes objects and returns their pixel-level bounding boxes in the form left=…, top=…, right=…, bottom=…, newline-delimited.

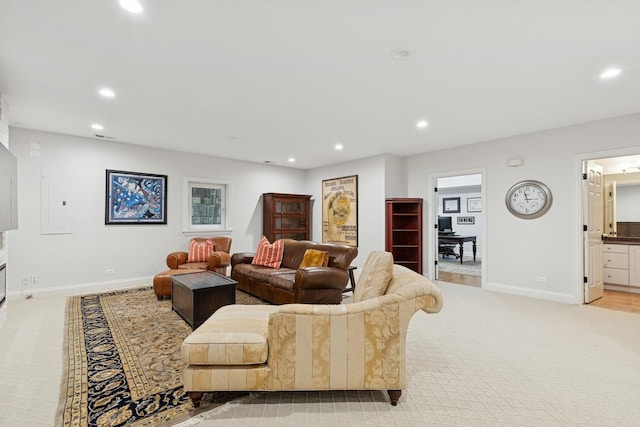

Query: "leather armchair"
left=166, top=237, right=232, bottom=275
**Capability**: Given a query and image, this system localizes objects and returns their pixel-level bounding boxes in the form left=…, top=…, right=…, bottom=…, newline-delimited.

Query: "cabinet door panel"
left=629, top=246, right=640, bottom=288
left=603, top=244, right=629, bottom=254
left=603, top=252, right=628, bottom=269
left=603, top=267, right=629, bottom=285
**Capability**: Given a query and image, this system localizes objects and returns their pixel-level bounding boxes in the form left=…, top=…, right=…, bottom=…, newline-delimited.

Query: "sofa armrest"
left=208, top=251, right=231, bottom=270
left=231, top=252, right=255, bottom=267
left=294, top=267, right=348, bottom=291
left=166, top=251, right=188, bottom=269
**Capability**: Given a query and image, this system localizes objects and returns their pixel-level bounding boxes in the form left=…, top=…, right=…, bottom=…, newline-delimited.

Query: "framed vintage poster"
left=105, top=169, right=167, bottom=224
left=322, top=175, right=358, bottom=247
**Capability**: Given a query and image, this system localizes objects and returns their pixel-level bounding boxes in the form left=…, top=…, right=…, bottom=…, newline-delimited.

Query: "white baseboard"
left=7, top=276, right=153, bottom=301
left=485, top=281, right=576, bottom=304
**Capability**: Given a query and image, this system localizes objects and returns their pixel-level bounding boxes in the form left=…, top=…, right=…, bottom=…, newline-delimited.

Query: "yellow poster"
left=322, top=175, right=358, bottom=246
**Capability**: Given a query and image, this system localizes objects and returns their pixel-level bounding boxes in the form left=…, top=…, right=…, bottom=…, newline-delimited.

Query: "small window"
left=183, top=178, right=231, bottom=233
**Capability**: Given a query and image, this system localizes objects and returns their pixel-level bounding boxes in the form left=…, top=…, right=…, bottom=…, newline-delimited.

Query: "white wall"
left=0, top=94, right=9, bottom=325
left=0, top=94, right=9, bottom=269
left=8, top=128, right=306, bottom=297
left=408, top=112, right=640, bottom=303
left=305, top=155, right=393, bottom=267
left=8, top=112, right=640, bottom=304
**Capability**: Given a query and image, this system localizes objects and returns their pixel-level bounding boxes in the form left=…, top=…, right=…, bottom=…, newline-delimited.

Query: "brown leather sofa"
left=231, top=239, right=358, bottom=304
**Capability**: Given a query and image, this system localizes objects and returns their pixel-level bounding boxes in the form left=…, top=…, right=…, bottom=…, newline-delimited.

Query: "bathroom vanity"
left=602, top=238, right=640, bottom=291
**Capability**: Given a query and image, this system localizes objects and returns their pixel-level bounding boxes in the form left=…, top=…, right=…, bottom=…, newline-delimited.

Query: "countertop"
left=603, top=236, right=640, bottom=244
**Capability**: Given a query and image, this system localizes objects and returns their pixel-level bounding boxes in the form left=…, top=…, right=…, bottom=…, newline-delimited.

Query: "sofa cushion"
left=178, top=262, right=209, bottom=270
left=268, top=273, right=297, bottom=291
left=181, top=305, right=279, bottom=366
left=188, top=239, right=214, bottom=262
left=246, top=266, right=295, bottom=282
left=299, top=249, right=329, bottom=268
left=353, top=251, right=394, bottom=303
left=252, top=236, right=284, bottom=268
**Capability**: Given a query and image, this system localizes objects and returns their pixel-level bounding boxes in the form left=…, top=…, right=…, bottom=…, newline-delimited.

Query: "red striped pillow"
left=188, top=239, right=214, bottom=262
left=251, top=236, right=284, bottom=268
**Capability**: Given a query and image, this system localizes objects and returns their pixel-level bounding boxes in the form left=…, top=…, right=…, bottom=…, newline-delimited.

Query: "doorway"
left=580, top=152, right=640, bottom=311
left=433, top=173, right=484, bottom=287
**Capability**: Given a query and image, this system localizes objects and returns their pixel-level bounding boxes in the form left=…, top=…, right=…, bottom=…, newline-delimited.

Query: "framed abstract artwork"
left=321, top=175, right=358, bottom=247
left=105, top=169, right=167, bottom=224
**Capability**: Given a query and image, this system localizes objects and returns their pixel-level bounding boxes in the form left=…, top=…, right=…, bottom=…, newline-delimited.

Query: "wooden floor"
left=587, top=289, right=640, bottom=314
left=438, top=271, right=481, bottom=287
left=439, top=272, right=640, bottom=315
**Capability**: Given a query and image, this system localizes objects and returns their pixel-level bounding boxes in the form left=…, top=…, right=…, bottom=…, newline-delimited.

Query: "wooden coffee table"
left=172, top=271, right=237, bottom=329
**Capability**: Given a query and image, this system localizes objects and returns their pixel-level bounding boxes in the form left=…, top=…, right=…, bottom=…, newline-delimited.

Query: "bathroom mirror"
left=614, top=182, right=640, bottom=237
left=604, top=172, right=640, bottom=237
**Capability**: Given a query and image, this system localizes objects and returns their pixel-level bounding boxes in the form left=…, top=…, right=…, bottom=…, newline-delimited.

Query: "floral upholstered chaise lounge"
left=180, top=251, right=444, bottom=406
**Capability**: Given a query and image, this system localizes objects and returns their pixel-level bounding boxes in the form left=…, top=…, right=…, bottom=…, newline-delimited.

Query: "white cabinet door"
left=629, top=246, right=640, bottom=288
left=603, top=252, right=629, bottom=269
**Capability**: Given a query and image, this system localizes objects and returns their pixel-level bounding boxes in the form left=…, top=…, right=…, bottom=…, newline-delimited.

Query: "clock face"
left=506, top=180, right=552, bottom=219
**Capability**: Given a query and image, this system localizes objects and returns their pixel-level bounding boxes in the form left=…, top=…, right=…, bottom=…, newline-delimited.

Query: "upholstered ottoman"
left=153, top=269, right=205, bottom=300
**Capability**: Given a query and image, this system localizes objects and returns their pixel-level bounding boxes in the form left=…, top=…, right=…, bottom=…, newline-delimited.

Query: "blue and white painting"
left=106, top=170, right=167, bottom=224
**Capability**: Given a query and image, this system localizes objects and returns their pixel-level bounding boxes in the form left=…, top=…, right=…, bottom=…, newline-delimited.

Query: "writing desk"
left=438, top=235, right=477, bottom=264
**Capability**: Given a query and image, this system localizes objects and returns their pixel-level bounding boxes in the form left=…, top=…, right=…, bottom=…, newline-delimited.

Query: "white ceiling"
left=1, top=0, right=639, bottom=169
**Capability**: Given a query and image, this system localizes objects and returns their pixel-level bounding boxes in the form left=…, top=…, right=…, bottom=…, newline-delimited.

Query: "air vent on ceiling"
left=94, top=134, right=115, bottom=139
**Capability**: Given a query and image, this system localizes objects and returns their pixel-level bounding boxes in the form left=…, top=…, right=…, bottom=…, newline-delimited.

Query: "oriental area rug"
left=57, top=286, right=262, bottom=427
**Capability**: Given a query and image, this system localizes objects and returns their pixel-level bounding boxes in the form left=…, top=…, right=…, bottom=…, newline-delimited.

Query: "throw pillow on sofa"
left=251, top=236, right=284, bottom=268
left=353, top=251, right=394, bottom=303
left=299, top=249, right=329, bottom=268
left=188, top=239, right=214, bottom=262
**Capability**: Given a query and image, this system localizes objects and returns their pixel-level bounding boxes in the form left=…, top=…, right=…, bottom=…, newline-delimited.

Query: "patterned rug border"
left=56, top=285, right=261, bottom=427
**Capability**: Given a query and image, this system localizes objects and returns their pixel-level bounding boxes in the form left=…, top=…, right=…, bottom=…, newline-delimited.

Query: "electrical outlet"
left=536, top=276, right=547, bottom=283
left=31, top=274, right=38, bottom=284
left=104, top=269, right=115, bottom=275
left=21, top=276, right=29, bottom=287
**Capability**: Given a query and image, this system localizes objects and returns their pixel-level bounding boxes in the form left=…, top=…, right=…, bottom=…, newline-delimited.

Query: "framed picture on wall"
left=105, top=169, right=167, bottom=224
left=467, top=197, right=482, bottom=212
left=321, top=175, right=358, bottom=247
left=443, top=197, right=460, bottom=213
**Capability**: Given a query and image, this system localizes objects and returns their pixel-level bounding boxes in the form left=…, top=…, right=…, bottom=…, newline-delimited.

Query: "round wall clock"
left=505, top=180, right=552, bottom=219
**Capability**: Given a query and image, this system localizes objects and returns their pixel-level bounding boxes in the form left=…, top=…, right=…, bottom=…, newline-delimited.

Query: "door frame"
left=573, top=147, right=640, bottom=304
left=427, top=167, right=486, bottom=288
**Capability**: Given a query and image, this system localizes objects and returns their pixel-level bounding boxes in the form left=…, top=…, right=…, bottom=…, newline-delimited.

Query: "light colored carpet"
left=176, top=282, right=640, bottom=427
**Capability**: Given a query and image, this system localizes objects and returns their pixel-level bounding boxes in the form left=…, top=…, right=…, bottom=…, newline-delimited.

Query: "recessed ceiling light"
left=600, top=68, right=621, bottom=79
left=416, top=120, right=428, bottom=129
left=288, top=157, right=296, bottom=163
left=390, top=49, right=411, bottom=60
left=99, top=88, right=115, bottom=98
left=334, top=143, right=343, bottom=151
left=119, top=0, right=143, bottom=13
left=91, top=123, right=104, bottom=131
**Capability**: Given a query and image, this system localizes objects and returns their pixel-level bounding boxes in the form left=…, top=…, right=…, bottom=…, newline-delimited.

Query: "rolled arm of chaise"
left=294, top=267, right=349, bottom=291
left=166, top=251, right=188, bottom=269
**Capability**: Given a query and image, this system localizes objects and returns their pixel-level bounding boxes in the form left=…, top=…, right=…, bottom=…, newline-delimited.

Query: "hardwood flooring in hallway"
left=588, top=289, right=640, bottom=314
left=438, top=273, right=640, bottom=315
